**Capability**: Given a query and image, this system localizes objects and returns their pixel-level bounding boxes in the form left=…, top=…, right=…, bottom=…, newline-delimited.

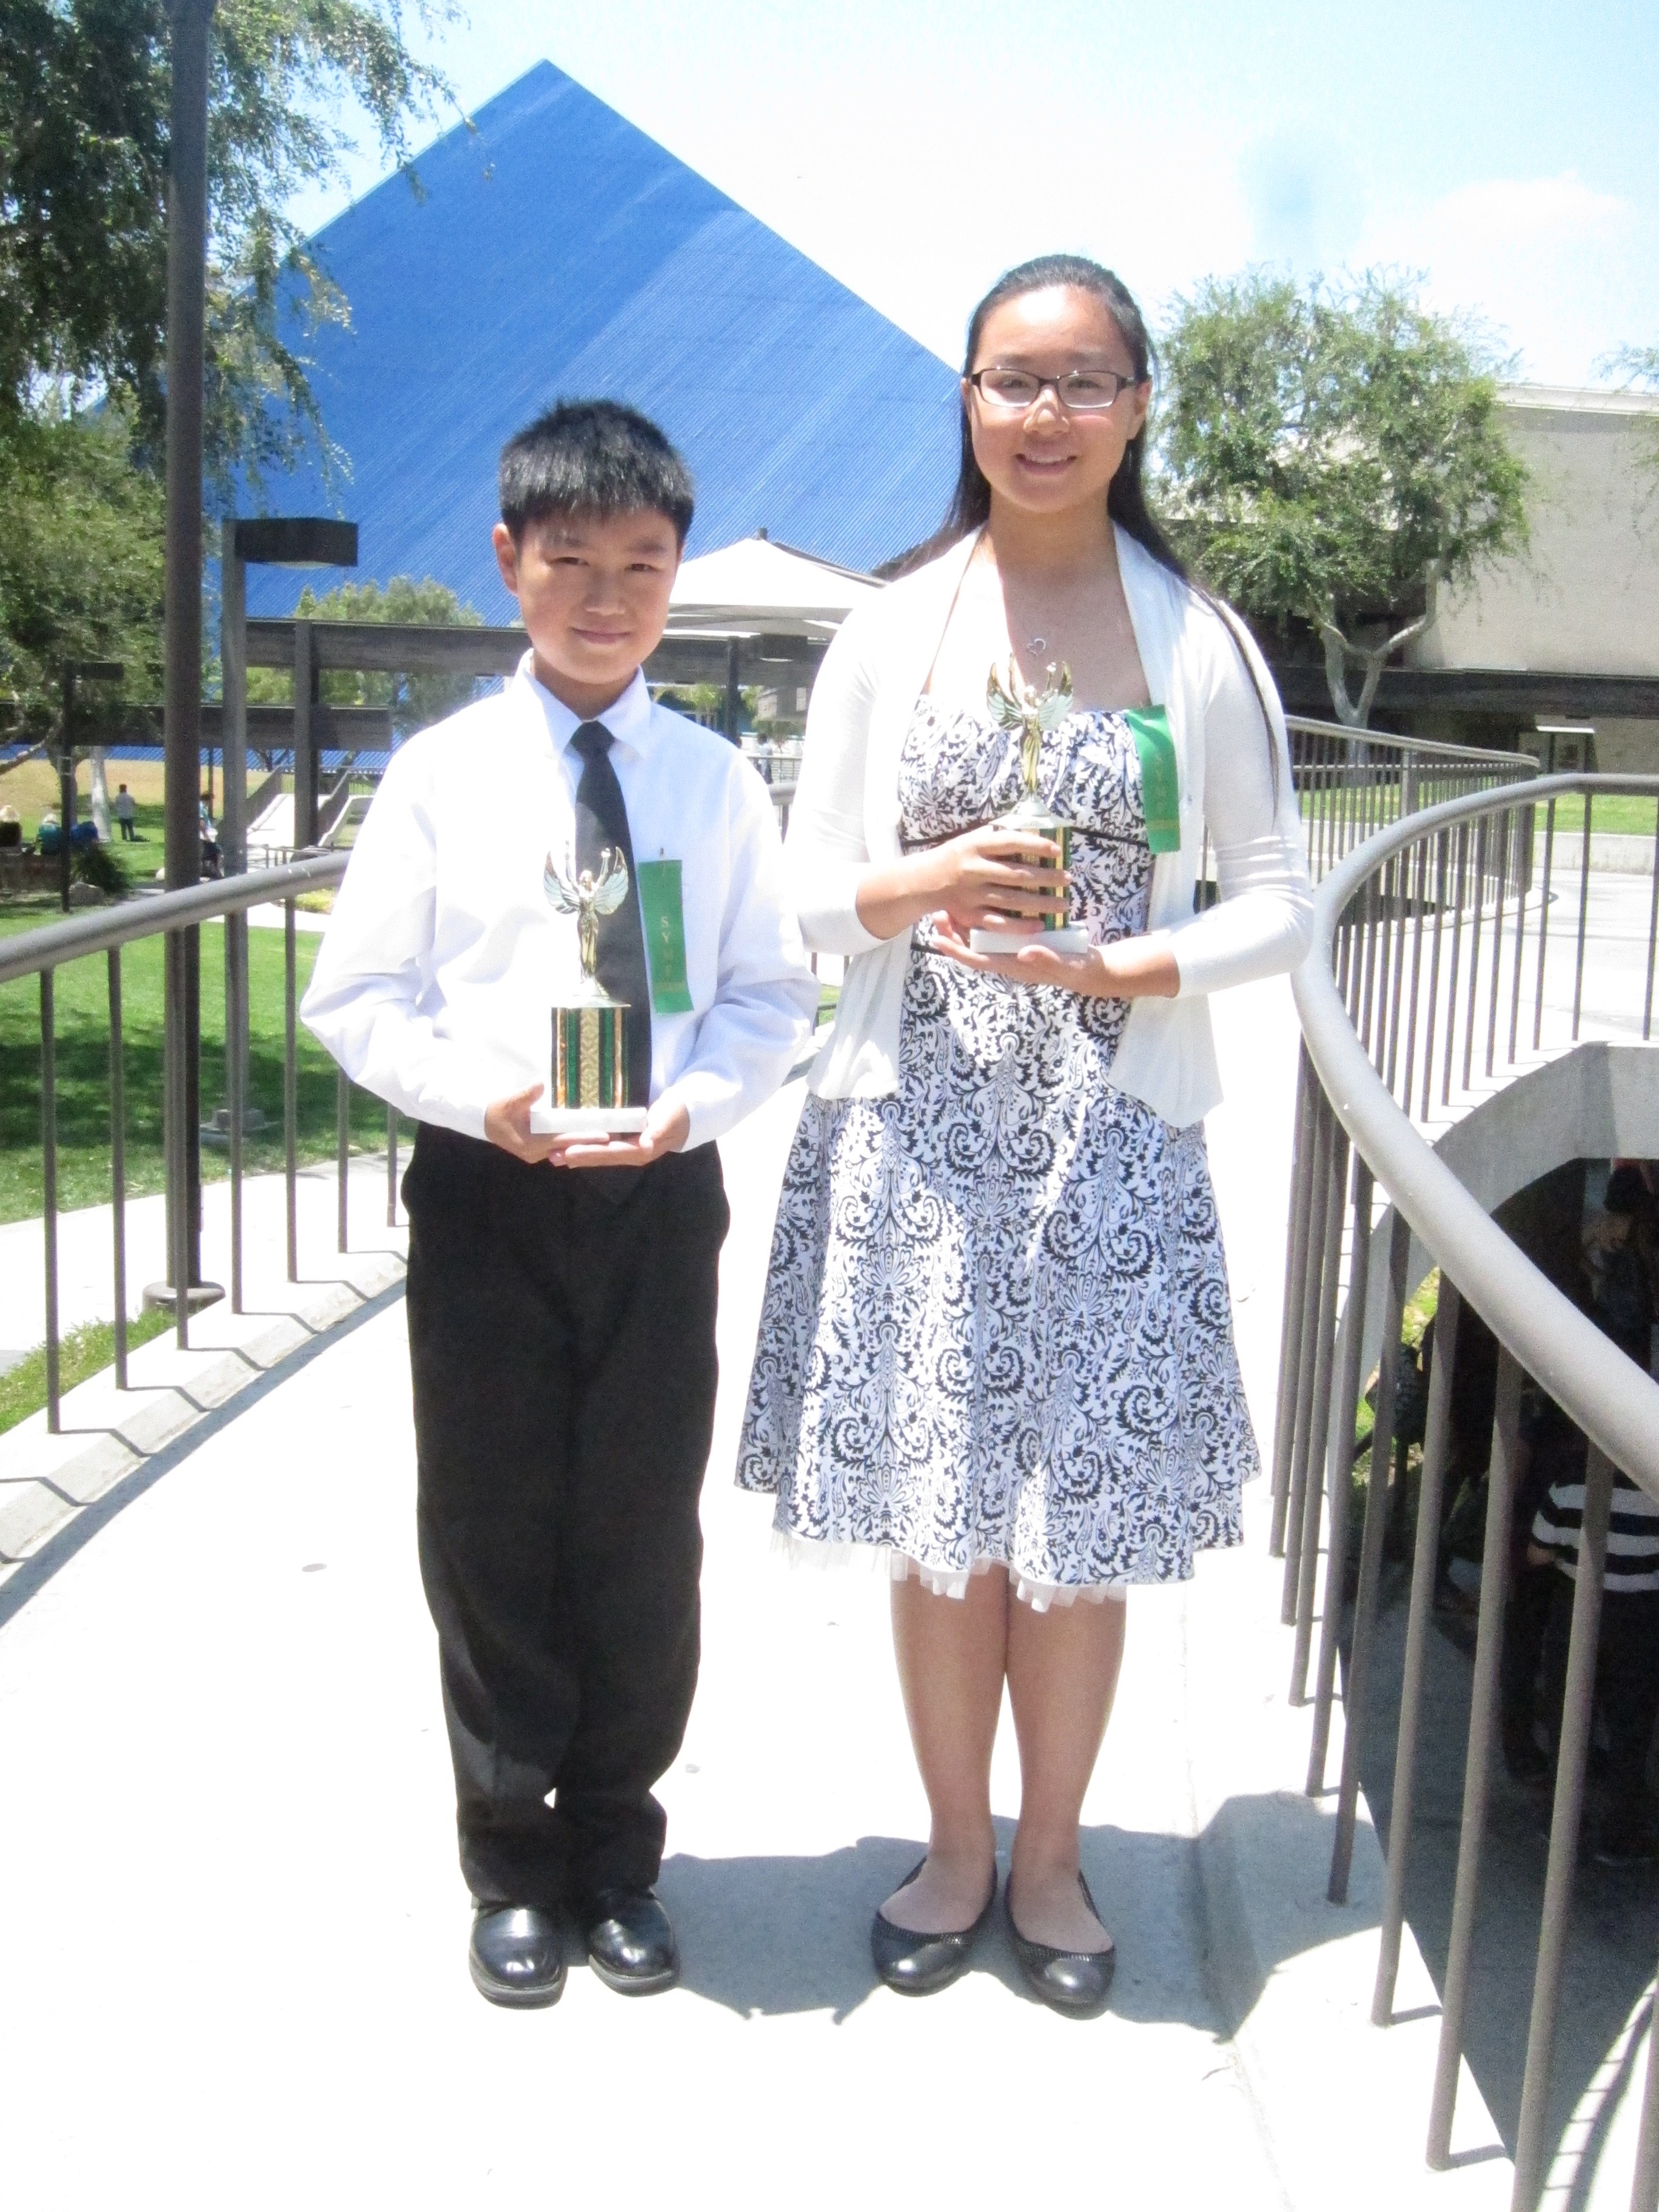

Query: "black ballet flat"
left=871, top=1858, right=998, bottom=1996
left=1007, top=1872, right=1116, bottom=2016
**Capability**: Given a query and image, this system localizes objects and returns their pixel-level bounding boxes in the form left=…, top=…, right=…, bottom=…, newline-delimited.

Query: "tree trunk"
left=1316, top=564, right=1444, bottom=729
left=89, top=749, right=113, bottom=841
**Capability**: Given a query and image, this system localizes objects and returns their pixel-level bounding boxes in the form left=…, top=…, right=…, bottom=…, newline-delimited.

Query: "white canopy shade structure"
left=648, top=531, right=885, bottom=747
left=666, top=531, right=882, bottom=643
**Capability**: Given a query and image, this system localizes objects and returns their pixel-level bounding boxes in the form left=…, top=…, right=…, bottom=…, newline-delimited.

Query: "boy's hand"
left=548, top=1094, right=691, bottom=1170
left=483, top=1087, right=692, bottom=1169
left=483, top=1083, right=563, bottom=1162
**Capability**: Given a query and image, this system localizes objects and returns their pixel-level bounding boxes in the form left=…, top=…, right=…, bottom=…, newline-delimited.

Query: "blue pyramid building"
left=247, top=61, right=962, bottom=617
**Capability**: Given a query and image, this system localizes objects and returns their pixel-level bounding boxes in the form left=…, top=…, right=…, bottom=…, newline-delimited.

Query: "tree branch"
left=1317, top=561, right=1446, bottom=729
left=1317, top=612, right=1363, bottom=728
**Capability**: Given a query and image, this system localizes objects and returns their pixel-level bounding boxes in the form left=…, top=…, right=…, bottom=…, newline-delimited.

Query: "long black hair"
left=910, top=253, right=1279, bottom=789
left=937, top=254, right=1185, bottom=575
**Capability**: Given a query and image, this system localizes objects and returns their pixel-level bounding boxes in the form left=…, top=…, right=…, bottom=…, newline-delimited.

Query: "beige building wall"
left=1415, top=386, right=1659, bottom=676
left=1408, top=386, right=1659, bottom=771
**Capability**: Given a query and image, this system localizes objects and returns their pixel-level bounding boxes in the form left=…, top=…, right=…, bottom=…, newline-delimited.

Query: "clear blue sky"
left=289, top=0, right=1659, bottom=386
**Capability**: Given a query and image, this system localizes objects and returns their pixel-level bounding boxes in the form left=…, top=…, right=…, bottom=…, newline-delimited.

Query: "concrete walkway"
left=0, top=980, right=1521, bottom=2210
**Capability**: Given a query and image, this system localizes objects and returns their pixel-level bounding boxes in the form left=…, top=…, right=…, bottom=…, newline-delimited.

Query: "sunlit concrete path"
left=0, top=980, right=1515, bottom=2211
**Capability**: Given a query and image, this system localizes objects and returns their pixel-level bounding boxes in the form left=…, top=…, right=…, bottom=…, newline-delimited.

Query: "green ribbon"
left=635, top=859, right=694, bottom=1013
left=1124, top=705, right=1181, bottom=854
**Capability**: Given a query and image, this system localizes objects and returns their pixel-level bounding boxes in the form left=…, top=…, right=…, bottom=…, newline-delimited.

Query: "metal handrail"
left=0, top=851, right=345, bottom=983
left=1293, top=773, right=1659, bottom=1490
left=1, top=850, right=387, bottom=1444
left=1285, top=712, right=1535, bottom=769
left=1279, top=769, right=1659, bottom=2211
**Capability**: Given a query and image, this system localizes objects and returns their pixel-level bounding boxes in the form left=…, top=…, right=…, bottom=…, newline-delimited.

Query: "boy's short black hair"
left=498, top=400, right=695, bottom=546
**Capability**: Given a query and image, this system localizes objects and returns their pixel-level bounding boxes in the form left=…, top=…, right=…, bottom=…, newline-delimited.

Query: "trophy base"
left=970, top=923, right=1090, bottom=956
left=530, top=1107, right=649, bottom=1137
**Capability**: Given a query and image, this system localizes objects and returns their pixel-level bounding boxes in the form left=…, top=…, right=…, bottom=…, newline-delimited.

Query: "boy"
left=303, top=401, right=817, bottom=2005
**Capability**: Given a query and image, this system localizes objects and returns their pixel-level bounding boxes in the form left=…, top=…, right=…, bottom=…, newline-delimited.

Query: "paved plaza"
left=0, top=973, right=1629, bottom=2210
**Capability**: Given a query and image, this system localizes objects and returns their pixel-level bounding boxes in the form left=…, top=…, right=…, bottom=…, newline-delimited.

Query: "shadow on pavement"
left=1358, top=1568, right=1659, bottom=2170
left=660, top=1798, right=1359, bottom=2031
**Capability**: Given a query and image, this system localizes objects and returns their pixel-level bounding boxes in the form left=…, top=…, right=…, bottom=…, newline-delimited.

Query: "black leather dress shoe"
left=1007, top=1873, right=1115, bottom=2016
left=871, top=1859, right=997, bottom=1996
left=469, top=1905, right=566, bottom=2008
left=583, top=1887, right=680, bottom=1994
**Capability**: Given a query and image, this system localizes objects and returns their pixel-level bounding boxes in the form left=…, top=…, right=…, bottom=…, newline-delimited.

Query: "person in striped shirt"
left=1526, top=1438, right=1659, bottom=1866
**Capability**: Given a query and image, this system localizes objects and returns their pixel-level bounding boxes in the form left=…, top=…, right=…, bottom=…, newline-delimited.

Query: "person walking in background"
left=738, top=255, right=1312, bottom=2013
left=1529, top=1452, right=1659, bottom=1864
left=113, top=783, right=138, bottom=841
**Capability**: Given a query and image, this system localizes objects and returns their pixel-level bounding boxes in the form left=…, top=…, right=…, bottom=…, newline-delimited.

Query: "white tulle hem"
left=768, top=1529, right=1127, bottom=1613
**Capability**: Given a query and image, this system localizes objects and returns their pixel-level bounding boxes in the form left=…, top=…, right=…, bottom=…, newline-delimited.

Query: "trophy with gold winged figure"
left=969, top=657, right=1088, bottom=955
left=541, top=846, right=648, bottom=1132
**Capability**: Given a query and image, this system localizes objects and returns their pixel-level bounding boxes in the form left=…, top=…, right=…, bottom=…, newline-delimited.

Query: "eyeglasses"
left=967, top=367, right=1141, bottom=412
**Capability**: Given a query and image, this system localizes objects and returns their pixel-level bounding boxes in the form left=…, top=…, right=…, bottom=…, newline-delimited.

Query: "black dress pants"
left=1538, top=1578, right=1659, bottom=1814
left=403, top=1124, right=729, bottom=1908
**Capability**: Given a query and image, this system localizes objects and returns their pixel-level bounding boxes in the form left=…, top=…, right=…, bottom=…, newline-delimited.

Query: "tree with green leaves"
left=246, top=575, right=483, bottom=748
left=1601, top=344, right=1659, bottom=483
left=1156, top=274, right=1531, bottom=726
left=0, top=409, right=165, bottom=740
left=0, top=1, right=464, bottom=808
left=1, top=0, right=462, bottom=491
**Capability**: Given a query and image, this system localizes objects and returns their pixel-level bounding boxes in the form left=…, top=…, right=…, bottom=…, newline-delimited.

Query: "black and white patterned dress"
left=736, top=696, right=1259, bottom=1607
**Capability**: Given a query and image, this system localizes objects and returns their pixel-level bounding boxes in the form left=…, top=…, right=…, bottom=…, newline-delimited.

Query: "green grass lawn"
left=0, top=907, right=414, bottom=1224
left=1535, top=793, right=1659, bottom=838
left=1295, top=786, right=1657, bottom=840
left=0, top=1308, right=173, bottom=1436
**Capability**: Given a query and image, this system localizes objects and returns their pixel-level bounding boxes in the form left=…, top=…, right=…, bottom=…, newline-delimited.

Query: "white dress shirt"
left=301, top=656, right=819, bottom=1149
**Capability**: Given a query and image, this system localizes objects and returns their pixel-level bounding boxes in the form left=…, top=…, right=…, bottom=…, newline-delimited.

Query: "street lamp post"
left=213, top=517, right=357, bottom=1311
left=156, top=0, right=216, bottom=1334
left=221, top=515, right=360, bottom=860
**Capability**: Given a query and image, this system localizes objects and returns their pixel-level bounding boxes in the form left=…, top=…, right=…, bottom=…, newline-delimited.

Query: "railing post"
left=1510, top=1448, right=1615, bottom=2212
left=1442, top=820, right=1469, bottom=1106
left=1484, top=806, right=1511, bottom=1078
left=1533, top=797, right=1557, bottom=1053
left=1329, top=1208, right=1410, bottom=1901
left=1374, top=1279, right=1462, bottom=2023
left=293, top=620, right=318, bottom=851
left=1270, top=1050, right=1318, bottom=1557
left=1427, top=1344, right=1524, bottom=2168
left=1290, top=1122, right=1350, bottom=1705
left=1307, top=1156, right=1374, bottom=1795
left=166, top=928, right=191, bottom=1349
left=1282, top=1096, right=1335, bottom=1624
left=228, top=908, right=245, bottom=1313
left=108, top=950, right=128, bottom=1389
left=1572, top=789, right=1592, bottom=1041
left=337, top=1065, right=350, bottom=1254
left=1644, top=809, right=1658, bottom=1044
left=41, top=972, right=61, bottom=1432
left=1460, top=814, right=1489, bottom=1092
left=284, top=899, right=298, bottom=1282
left=1420, top=830, right=1449, bottom=1121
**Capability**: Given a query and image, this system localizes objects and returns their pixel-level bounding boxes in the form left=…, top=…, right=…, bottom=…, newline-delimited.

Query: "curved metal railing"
left=0, top=852, right=369, bottom=1431
left=1278, top=773, right=1659, bottom=2211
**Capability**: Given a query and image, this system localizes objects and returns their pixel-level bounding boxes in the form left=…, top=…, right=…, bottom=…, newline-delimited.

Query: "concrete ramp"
left=0, top=980, right=1515, bottom=2209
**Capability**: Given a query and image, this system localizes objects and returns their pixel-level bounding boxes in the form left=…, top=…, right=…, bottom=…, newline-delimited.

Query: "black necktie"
left=570, top=720, right=652, bottom=1108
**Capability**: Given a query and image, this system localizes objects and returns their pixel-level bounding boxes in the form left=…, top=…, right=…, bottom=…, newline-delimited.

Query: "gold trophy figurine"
left=970, top=657, right=1088, bottom=954
left=539, top=847, right=648, bottom=1133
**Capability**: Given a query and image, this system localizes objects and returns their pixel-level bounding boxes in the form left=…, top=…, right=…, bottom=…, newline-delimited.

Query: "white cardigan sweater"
left=791, top=526, right=1314, bottom=1131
